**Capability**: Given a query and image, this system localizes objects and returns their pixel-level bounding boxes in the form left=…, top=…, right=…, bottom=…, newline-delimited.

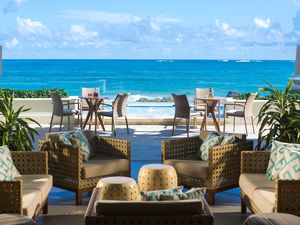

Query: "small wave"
left=156, top=60, right=174, bottom=63
left=219, top=59, right=229, bottom=62
left=236, top=60, right=251, bottom=63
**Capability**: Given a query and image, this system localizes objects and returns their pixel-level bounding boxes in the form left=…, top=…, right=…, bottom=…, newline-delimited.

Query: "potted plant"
left=0, top=91, right=41, bottom=151
left=256, top=79, right=300, bottom=150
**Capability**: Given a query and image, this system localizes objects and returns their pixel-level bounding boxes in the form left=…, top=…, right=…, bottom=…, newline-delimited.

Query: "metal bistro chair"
left=172, top=94, right=204, bottom=137
left=98, top=93, right=130, bottom=136
left=49, top=92, right=80, bottom=132
left=223, top=93, right=257, bottom=135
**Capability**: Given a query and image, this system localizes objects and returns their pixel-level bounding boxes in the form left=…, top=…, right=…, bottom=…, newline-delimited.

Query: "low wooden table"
left=137, top=164, right=178, bottom=191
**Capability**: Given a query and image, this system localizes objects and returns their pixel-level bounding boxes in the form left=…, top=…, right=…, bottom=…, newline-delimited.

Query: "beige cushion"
left=239, top=173, right=275, bottom=199
left=95, top=200, right=202, bottom=215
left=83, top=159, right=129, bottom=179
left=18, top=175, right=53, bottom=202
left=0, top=214, right=34, bottom=225
left=164, top=160, right=208, bottom=179
left=253, top=189, right=275, bottom=213
left=22, top=189, right=42, bottom=218
left=243, top=213, right=300, bottom=225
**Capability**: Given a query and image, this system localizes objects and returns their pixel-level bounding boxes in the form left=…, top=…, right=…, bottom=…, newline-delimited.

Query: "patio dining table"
left=195, top=96, right=225, bottom=132
left=79, top=96, right=108, bottom=133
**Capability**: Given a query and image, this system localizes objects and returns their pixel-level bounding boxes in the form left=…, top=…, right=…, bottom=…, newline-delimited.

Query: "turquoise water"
left=0, top=59, right=294, bottom=100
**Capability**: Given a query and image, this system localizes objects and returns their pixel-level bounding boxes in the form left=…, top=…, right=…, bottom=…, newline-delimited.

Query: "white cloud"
left=254, top=17, right=271, bottom=29
left=5, top=37, right=19, bottom=48
left=16, top=17, right=52, bottom=37
left=215, top=19, right=245, bottom=37
left=3, top=0, right=27, bottom=13
left=70, top=25, right=98, bottom=40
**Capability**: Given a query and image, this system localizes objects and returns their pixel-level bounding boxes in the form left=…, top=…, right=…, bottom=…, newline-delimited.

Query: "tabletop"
left=195, top=96, right=225, bottom=101
left=79, top=96, right=108, bottom=100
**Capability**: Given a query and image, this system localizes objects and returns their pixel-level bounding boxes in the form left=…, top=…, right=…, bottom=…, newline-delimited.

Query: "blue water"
left=0, top=59, right=294, bottom=100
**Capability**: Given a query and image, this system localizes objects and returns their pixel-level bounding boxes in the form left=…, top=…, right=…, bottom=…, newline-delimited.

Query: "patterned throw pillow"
left=0, top=145, right=20, bottom=180
left=197, top=132, right=223, bottom=160
left=221, top=134, right=237, bottom=145
left=69, top=130, right=92, bottom=162
left=279, top=149, right=300, bottom=180
left=266, top=140, right=300, bottom=180
left=58, top=132, right=72, bottom=145
left=140, top=186, right=183, bottom=201
left=178, top=187, right=207, bottom=200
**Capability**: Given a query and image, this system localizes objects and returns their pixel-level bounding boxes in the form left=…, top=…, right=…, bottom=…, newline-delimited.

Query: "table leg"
left=94, top=108, right=98, bottom=134
left=83, top=111, right=91, bottom=129
left=97, top=114, right=106, bottom=131
left=211, top=111, right=220, bottom=132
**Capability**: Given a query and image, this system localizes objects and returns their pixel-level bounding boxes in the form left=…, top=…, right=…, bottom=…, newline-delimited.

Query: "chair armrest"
left=241, top=151, right=270, bottom=174
left=0, top=180, right=22, bottom=214
left=224, top=103, right=245, bottom=108
left=95, top=136, right=131, bottom=160
left=207, top=141, right=253, bottom=189
left=11, top=151, right=48, bottom=175
left=276, top=180, right=300, bottom=215
left=161, top=136, right=202, bottom=161
left=101, top=103, right=113, bottom=107
left=39, top=140, right=82, bottom=181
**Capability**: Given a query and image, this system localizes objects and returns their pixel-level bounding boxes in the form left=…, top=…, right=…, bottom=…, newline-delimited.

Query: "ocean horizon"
left=0, top=59, right=294, bottom=102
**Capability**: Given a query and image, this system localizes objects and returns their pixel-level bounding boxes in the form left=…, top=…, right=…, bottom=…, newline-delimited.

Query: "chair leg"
left=233, top=116, right=236, bottom=132
left=112, top=117, right=116, bottom=137
left=186, top=119, right=190, bottom=137
left=59, top=117, right=63, bottom=131
left=76, top=190, right=83, bottom=205
left=244, top=116, right=248, bottom=135
left=172, top=117, right=176, bottom=136
left=49, top=115, right=54, bottom=132
left=125, top=116, right=129, bottom=134
left=207, top=190, right=215, bottom=205
left=241, top=198, right=247, bottom=213
left=68, top=116, right=70, bottom=131
left=43, top=198, right=48, bottom=214
left=223, top=115, right=226, bottom=133
left=251, top=116, right=255, bottom=134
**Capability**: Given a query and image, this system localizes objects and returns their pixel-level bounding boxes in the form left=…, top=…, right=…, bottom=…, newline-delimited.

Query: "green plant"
left=0, top=88, right=68, bottom=98
left=256, top=80, right=300, bottom=150
left=0, top=92, right=41, bottom=151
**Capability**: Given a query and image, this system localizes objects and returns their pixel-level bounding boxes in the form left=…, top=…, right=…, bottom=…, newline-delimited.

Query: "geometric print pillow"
left=197, top=132, right=223, bottom=161
left=266, top=140, right=300, bottom=180
left=279, top=149, right=300, bottom=180
left=0, top=145, right=20, bottom=181
left=69, top=130, right=92, bottom=162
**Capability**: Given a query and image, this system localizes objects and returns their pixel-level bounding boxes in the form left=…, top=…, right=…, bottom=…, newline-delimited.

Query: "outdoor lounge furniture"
left=98, top=93, right=130, bottom=136
left=239, top=151, right=300, bottom=216
left=85, top=187, right=214, bottom=225
left=162, top=131, right=253, bottom=205
left=172, top=93, right=204, bottom=137
left=243, top=213, right=300, bottom=225
left=39, top=130, right=131, bottom=205
left=193, top=88, right=211, bottom=129
left=223, top=93, right=257, bottom=135
left=49, top=92, right=80, bottom=132
left=0, top=151, right=52, bottom=219
left=0, top=214, right=34, bottom=225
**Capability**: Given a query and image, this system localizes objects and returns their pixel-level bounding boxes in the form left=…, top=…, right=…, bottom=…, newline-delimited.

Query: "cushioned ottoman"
left=243, top=213, right=300, bottom=225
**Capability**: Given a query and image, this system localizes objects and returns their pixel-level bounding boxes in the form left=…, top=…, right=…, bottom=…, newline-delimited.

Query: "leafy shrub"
left=0, top=88, right=68, bottom=98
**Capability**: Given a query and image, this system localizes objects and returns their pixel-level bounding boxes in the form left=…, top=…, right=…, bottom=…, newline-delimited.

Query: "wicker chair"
left=0, top=151, right=50, bottom=219
left=240, top=151, right=300, bottom=216
left=161, top=131, right=253, bottom=205
left=39, top=130, right=131, bottom=205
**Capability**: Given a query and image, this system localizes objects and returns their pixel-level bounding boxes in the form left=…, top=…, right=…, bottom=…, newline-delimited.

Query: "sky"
left=1, top=0, right=300, bottom=59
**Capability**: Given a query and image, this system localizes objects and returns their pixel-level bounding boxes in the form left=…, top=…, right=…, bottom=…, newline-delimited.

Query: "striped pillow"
left=0, top=145, right=20, bottom=181
left=197, top=132, right=223, bottom=160
left=279, top=149, right=300, bottom=180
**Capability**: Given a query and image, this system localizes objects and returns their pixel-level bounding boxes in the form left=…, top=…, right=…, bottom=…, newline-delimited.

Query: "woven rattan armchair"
left=240, top=151, right=300, bottom=216
left=39, top=130, right=131, bottom=205
left=162, top=131, right=253, bottom=205
left=0, top=151, right=49, bottom=219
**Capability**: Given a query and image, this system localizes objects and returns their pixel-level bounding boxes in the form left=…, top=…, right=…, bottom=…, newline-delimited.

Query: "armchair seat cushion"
left=18, top=175, right=53, bottom=202
left=22, top=189, right=42, bottom=218
left=225, top=109, right=244, bottom=117
left=239, top=173, right=275, bottom=199
left=164, top=160, right=208, bottom=179
left=243, top=213, right=300, bottom=225
left=253, top=189, right=275, bottom=213
left=83, top=159, right=129, bottom=179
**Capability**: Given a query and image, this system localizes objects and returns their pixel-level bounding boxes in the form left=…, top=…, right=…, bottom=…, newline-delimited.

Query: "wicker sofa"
left=39, top=130, right=131, bottom=205
left=0, top=151, right=52, bottom=219
left=85, top=187, right=214, bottom=225
left=162, top=131, right=253, bottom=205
left=240, top=151, right=300, bottom=216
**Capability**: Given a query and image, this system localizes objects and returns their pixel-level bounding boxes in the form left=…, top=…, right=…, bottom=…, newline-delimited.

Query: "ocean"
left=0, top=59, right=294, bottom=101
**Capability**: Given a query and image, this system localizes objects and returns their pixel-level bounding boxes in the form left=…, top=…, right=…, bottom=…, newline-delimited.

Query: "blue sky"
left=1, top=0, right=300, bottom=59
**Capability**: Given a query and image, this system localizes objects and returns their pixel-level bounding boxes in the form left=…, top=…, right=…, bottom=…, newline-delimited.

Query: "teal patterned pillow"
left=178, top=187, right=206, bottom=200
left=278, top=149, right=300, bottom=180
left=140, top=186, right=183, bottom=201
left=267, top=140, right=300, bottom=180
left=0, top=145, right=20, bottom=180
left=69, top=130, right=91, bottom=162
left=197, top=132, right=223, bottom=160
left=221, top=134, right=236, bottom=145
left=58, top=132, right=72, bottom=145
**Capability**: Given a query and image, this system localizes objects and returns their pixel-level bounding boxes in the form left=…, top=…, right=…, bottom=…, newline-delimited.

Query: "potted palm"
left=0, top=91, right=41, bottom=151
left=256, top=80, right=300, bottom=149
